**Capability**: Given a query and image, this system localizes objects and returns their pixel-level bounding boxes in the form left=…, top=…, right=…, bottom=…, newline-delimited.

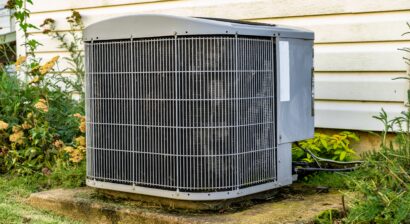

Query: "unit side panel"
left=277, top=38, right=314, bottom=144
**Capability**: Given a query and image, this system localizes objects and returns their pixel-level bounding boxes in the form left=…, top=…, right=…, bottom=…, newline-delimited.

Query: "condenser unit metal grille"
left=85, top=36, right=277, bottom=193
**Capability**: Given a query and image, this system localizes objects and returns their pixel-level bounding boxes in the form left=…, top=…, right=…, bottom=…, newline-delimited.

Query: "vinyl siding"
left=18, top=0, right=410, bottom=131
left=0, top=0, right=14, bottom=35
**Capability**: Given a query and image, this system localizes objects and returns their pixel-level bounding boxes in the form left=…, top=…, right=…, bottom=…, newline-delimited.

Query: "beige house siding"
left=0, top=0, right=14, bottom=35
left=18, top=0, right=410, bottom=131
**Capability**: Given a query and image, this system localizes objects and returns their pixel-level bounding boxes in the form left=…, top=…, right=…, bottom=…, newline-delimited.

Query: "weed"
left=344, top=110, right=410, bottom=222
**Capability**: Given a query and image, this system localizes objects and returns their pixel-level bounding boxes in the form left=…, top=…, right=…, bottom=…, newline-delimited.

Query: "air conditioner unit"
left=84, top=14, right=314, bottom=201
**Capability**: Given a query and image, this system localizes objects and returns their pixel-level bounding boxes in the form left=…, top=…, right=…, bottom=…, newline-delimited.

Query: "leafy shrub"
left=47, top=160, right=86, bottom=188
left=0, top=2, right=86, bottom=175
left=343, top=25, right=410, bottom=223
left=293, top=131, right=359, bottom=162
left=0, top=62, right=85, bottom=175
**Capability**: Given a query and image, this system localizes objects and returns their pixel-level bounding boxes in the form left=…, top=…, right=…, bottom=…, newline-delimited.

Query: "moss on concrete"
left=27, top=184, right=352, bottom=224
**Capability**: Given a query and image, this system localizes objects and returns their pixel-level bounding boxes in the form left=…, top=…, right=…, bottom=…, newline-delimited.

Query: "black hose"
left=295, top=167, right=358, bottom=172
left=292, top=161, right=310, bottom=166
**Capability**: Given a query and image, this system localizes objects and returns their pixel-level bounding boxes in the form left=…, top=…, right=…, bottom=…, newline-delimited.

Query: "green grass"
left=300, top=171, right=357, bottom=190
left=0, top=163, right=86, bottom=224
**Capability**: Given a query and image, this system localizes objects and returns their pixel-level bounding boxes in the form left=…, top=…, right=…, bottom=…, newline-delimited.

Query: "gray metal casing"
left=84, top=14, right=314, bottom=200
left=276, top=37, right=314, bottom=144
left=84, top=14, right=313, bottom=41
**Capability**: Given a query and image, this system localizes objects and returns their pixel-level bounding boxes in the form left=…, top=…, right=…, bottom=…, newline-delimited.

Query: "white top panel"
left=84, top=14, right=314, bottom=41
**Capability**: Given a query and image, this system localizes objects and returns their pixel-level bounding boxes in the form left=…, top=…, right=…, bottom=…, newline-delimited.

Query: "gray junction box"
left=84, top=14, right=314, bottom=200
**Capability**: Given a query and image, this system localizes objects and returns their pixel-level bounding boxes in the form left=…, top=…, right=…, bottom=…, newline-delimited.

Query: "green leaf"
left=345, top=148, right=355, bottom=153
left=320, top=138, right=329, bottom=149
left=340, top=151, right=347, bottom=161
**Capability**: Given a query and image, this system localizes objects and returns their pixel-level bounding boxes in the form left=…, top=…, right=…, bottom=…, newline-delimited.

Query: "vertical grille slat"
left=86, top=36, right=277, bottom=192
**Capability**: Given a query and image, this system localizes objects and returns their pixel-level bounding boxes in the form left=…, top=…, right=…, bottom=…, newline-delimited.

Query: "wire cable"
left=294, top=142, right=364, bottom=165
left=295, top=167, right=358, bottom=172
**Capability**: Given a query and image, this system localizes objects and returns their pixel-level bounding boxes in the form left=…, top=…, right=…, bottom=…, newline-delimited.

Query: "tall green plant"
left=0, top=0, right=86, bottom=175
left=40, top=11, right=85, bottom=102
left=346, top=110, right=410, bottom=223
left=6, top=0, right=41, bottom=62
left=345, top=27, right=410, bottom=223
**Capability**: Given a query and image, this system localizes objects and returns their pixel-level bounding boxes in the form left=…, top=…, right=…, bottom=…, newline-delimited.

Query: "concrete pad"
left=27, top=185, right=346, bottom=224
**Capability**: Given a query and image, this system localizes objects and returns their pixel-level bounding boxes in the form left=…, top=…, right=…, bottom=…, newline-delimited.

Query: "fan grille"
left=85, top=36, right=277, bottom=192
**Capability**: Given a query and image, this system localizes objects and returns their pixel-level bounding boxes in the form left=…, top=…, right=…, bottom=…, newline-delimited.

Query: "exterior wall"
left=0, top=0, right=14, bottom=35
left=17, top=0, right=410, bottom=131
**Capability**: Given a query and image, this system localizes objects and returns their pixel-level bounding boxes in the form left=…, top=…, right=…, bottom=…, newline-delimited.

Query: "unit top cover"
left=84, top=14, right=314, bottom=41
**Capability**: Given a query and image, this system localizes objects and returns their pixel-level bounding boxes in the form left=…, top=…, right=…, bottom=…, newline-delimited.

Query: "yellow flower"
left=69, top=149, right=84, bottom=163
left=39, top=56, right=59, bottom=75
left=72, top=113, right=82, bottom=119
left=21, top=121, right=32, bottom=130
left=63, top=146, right=75, bottom=153
left=79, top=121, right=86, bottom=133
left=34, top=99, right=49, bottom=112
left=72, top=113, right=86, bottom=133
left=50, top=55, right=59, bottom=63
left=27, top=112, right=33, bottom=119
left=29, top=76, right=41, bottom=84
left=53, top=140, right=64, bottom=149
left=15, top=56, right=27, bottom=71
left=73, top=113, right=85, bottom=122
left=63, top=146, right=84, bottom=163
left=9, top=131, right=24, bottom=144
left=0, top=120, right=8, bottom=130
left=77, top=146, right=86, bottom=153
left=75, top=136, right=86, bottom=146
left=12, top=125, right=21, bottom=133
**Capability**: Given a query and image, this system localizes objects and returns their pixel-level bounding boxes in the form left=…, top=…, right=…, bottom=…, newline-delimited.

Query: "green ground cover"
left=0, top=175, right=79, bottom=224
left=0, top=162, right=85, bottom=224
